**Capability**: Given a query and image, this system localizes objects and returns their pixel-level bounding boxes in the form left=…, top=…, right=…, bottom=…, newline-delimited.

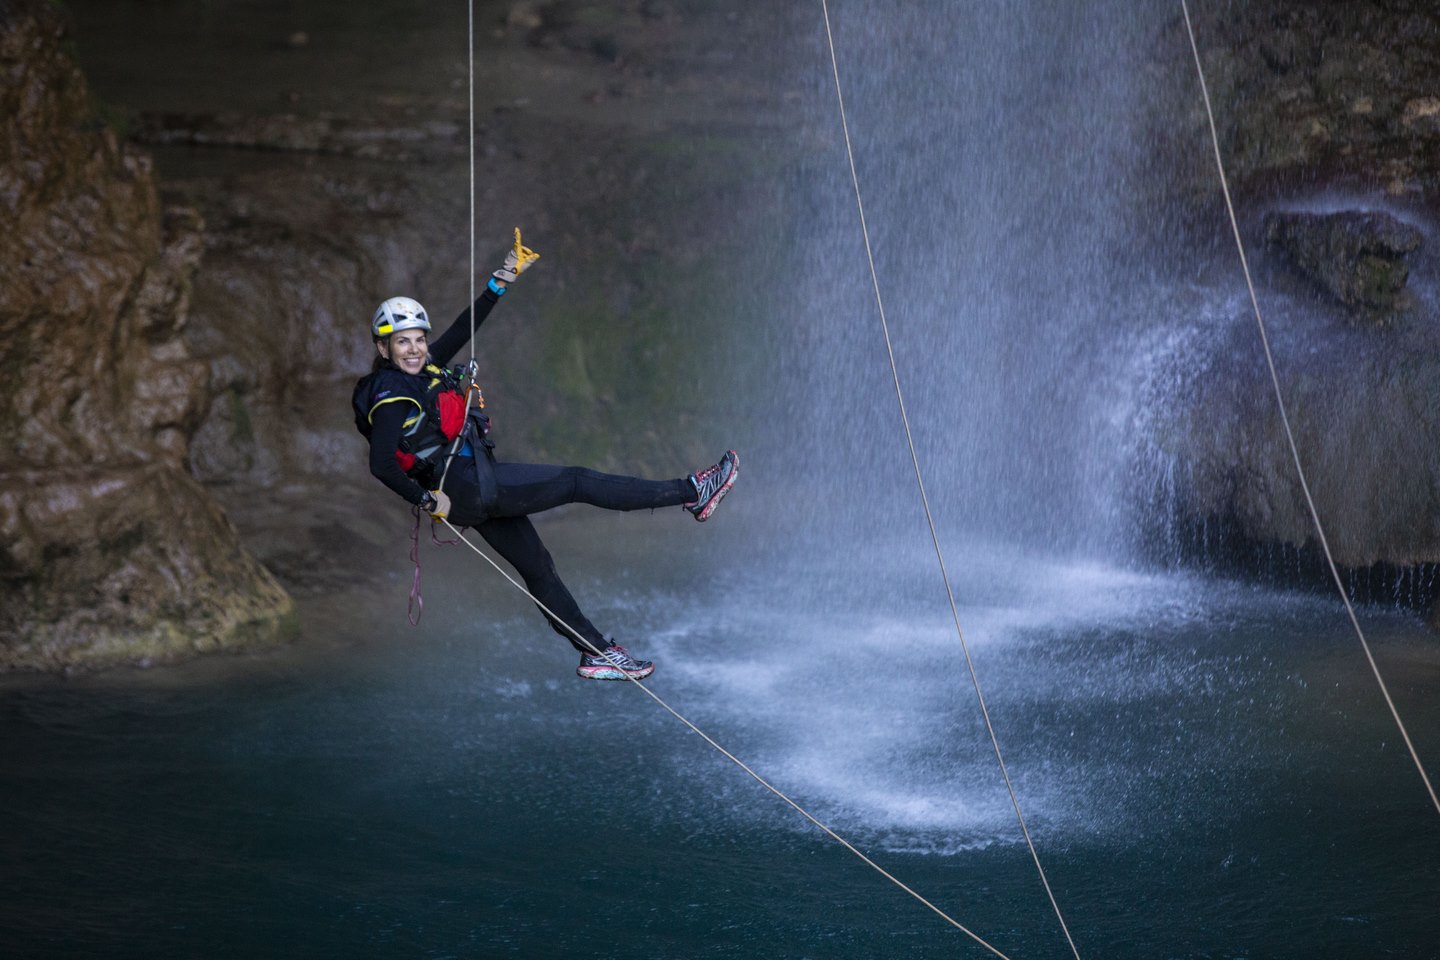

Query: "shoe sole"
left=693, top=450, right=739, bottom=522
left=576, top=663, right=655, bottom=681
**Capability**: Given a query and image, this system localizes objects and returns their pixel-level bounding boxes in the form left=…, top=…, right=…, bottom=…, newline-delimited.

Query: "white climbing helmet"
left=371, top=296, right=430, bottom=338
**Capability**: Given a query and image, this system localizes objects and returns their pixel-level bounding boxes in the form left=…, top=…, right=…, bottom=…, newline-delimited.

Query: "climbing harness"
left=817, top=2, right=1084, bottom=958
left=1179, top=0, right=1439, bottom=817
left=351, top=362, right=484, bottom=485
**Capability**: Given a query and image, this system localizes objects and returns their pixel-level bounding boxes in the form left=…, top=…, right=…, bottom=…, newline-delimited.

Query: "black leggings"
left=489, top=463, right=691, bottom=518
left=471, top=464, right=692, bottom=653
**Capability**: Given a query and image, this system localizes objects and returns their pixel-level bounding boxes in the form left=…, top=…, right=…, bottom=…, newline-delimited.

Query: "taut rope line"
left=437, top=0, right=481, bottom=495
left=1179, top=0, right=1439, bottom=816
left=438, top=519, right=1015, bottom=960
left=467, top=0, right=476, bottom=354
left=818, top=2, right=1084, bottom=957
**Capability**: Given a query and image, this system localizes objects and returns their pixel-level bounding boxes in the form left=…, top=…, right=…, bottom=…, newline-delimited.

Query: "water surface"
left=4, top=514, right=1436, bottom=959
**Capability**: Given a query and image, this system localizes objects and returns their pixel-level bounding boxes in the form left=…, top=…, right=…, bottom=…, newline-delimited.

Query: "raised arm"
left=428, top=229, right=542, bottom=367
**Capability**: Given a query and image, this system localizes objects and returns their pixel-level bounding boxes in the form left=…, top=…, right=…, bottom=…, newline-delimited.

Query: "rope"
left=818, top=2, right=1085, bottom=958
left=408, top=505, right=466, bottom=625
left=1179, top=0, right=1440, bottom=816
left=438, top=520, right=1015, bottom=960
left=408, top=507, right=426, bottom=625
left=467, top=0, right=476, bottom=357
left=436, top=0, right=482, bottom=496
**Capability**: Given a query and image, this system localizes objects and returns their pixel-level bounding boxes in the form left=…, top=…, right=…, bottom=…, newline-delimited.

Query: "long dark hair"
left=370, top=334, right=396, bottom=373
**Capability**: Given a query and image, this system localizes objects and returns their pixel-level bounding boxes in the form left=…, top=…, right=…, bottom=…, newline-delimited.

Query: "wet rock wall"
left=1130, top=2, right=1440, bottom=584
left=0, top=0, right=292, bottom=670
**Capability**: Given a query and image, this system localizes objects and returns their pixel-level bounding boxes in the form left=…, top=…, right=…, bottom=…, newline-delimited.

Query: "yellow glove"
left=492, top=227, right=540, bottom=284
left=421, top=489, right=451, bottom=519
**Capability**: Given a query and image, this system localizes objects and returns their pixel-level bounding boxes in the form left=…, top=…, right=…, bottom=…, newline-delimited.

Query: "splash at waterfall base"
left=1124, top=204, right=1440, bottom=618
left=4, top=515, right=1438, bottom=959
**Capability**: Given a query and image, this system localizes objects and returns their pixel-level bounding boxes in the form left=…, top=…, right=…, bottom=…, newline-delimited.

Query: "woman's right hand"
left=422, top=489, right=451, bottom=519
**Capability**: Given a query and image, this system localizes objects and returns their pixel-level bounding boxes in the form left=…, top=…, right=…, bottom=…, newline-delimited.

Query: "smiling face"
left=377, top=329, right=428, bottom=375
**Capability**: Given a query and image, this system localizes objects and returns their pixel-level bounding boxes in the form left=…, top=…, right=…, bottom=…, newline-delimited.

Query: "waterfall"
left=761, top=0, right=1180, bottom=562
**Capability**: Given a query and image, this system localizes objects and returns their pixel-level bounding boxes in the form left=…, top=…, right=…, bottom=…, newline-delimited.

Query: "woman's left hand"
left=493, top=227, right=540, bottom=284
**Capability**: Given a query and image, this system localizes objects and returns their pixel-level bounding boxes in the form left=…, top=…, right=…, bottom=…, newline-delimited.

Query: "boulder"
left=0, top=465, right=293, bottom=671
left=1129, top=282, right=1440, bottom=575
left=1263, top=209, right=1423, bottom=314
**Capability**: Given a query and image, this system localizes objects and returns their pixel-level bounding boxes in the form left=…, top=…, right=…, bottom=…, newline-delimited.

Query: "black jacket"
left=352, top=288, right=503, bottom=507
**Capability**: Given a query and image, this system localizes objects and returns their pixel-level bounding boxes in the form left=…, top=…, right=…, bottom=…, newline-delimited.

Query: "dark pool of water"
left=3, top=515, right=1437, bottom=959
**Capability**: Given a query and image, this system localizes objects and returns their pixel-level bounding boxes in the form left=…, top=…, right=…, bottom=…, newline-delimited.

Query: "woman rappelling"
left=352, top=231, right=737, bottom=680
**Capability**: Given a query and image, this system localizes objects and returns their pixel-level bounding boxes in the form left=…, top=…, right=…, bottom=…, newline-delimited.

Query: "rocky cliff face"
left=1194, top=0, right=1440, bottom=196
left=1121, top=2, right=1440, bottom=583
left=0, top=0, right=292, bottom=670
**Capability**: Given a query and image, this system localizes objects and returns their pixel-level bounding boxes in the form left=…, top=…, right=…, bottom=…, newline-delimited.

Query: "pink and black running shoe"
left=685, top=449, right=738, bottom=522
left=577, top=642, right=655, bottom=681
